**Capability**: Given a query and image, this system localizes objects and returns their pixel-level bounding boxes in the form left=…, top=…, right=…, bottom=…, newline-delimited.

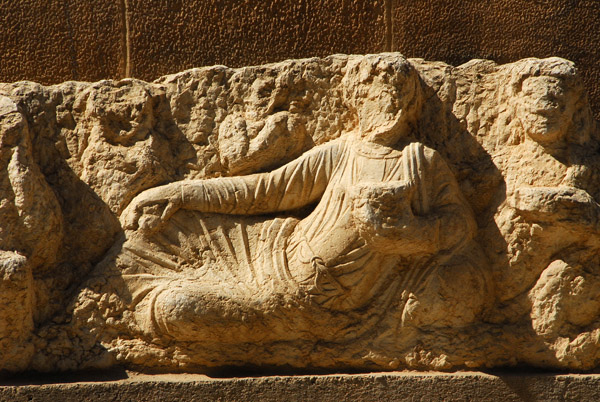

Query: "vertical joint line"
left=385, top=0, right=393, bottom=52
left=121, top=0, right=131, bottom=77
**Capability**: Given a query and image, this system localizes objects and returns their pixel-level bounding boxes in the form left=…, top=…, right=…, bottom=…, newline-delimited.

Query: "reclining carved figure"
left=111, top=55, right=478, bottom=345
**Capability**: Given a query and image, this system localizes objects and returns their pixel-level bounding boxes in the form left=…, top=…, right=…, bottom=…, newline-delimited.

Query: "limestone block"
left=0, top=0, right=123, bottom=83
left=3, top=372, right=600, bottom=402
left=126, top=0, right=387, bottom=79
left=0, top=53, right=599, bottom=374
left=392, top=0, right=600, bottom=120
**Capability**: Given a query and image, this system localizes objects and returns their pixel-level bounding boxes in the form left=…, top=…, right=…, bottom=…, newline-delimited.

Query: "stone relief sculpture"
left=114, top=56, right=478, bottom=344
left=0, top=53, right=599, bottom=373
left=489, top=60, right=600, bottom=367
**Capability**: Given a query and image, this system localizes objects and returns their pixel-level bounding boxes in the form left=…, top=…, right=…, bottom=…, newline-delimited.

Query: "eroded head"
left=507, top=58, right=586, bottom=147
left=342, top=54, right=422, bottom=146
left=516, top=75, right=578, bottom=146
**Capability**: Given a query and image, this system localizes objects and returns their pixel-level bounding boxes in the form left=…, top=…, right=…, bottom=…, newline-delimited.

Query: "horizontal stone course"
left=2, top=372, right=600, bottom=402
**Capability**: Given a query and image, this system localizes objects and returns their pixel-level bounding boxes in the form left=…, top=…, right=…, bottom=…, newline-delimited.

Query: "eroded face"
left=354, top=73, right=416, bottom=145
left=245, top=77, right=276, bottom=120
left=517, top=76, right=577, bottom=145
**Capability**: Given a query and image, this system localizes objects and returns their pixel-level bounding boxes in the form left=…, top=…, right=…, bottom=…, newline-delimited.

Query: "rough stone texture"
left=392, top=0, right=600, bottom=120
left=1, top=54, right=600, bottom=374
left=127, top=0, right=387, bottom=79
left=0, top=0, right=124, bottom=83
left=2, top=372, right=600, bottom=402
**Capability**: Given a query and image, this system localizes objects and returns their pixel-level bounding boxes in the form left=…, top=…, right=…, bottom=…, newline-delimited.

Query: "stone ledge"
left=2, top=371, right=600, bottom=402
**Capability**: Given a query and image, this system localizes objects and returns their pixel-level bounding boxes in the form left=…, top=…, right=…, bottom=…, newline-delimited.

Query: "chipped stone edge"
left=2, top=371, right=600, bottom=401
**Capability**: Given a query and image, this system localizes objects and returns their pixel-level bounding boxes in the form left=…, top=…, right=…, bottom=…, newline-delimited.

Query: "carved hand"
left=350, top=181, right=438, bottom=255
left=349, top=180, right=415, bottom=225
left=120, top=184, right=183, bottom=232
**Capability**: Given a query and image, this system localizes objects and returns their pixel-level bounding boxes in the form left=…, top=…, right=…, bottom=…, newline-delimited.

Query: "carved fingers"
left=120, top=184, right=182, bottom=232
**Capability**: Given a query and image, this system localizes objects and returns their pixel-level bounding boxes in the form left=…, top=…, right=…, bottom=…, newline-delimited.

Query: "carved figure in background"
left=0, top=97, right=64, bottom=370
left=509, top=65, right=597, bottom=218
left=116, top=56, right=477, bottom=343
left=490, top=60, right=600, bottom=304
left=481, top=59, right=600, bottom=366
left=217, top=74, right=309, bottom=175
left=502, top=61, right=600, bottom=355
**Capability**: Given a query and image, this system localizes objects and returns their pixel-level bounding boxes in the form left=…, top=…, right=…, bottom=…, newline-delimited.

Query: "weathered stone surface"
left=2, top=372, right=600, bottom=402
left=1, top=53, right=600, bottom=374
left=127, top=0, right=387, bottom=79
left=0, top=0, right=124, bottom=83
left=392, top=0, right=600, bottom=120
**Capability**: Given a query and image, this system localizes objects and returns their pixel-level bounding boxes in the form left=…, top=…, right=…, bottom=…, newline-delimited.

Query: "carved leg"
left=401, top=242, right=491, bottom=329
left=147, top=281, right=302, bottom=344
left=149, top=282, right=261, bottom=342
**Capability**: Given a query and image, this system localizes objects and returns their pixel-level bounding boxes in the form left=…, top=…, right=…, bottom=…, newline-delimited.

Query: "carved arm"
left=121, top=139, right=343, bottom=231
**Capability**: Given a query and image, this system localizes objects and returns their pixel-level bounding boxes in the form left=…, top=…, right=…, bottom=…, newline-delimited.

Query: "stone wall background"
left=1, top=0, right=599, bottom=118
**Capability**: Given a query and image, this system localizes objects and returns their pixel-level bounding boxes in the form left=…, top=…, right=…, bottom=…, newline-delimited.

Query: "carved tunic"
left=117, top=137, right=474, bottom=338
